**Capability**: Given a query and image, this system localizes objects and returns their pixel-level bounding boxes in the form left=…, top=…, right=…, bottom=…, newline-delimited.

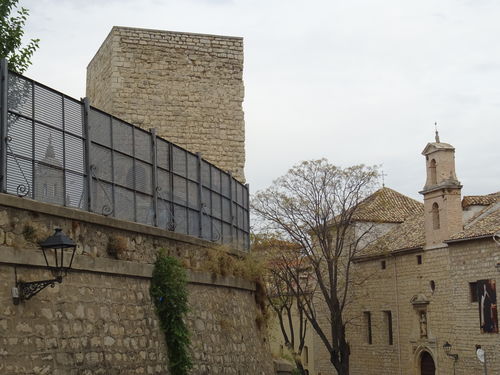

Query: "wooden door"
left=420, top=351, right=435, bottom=375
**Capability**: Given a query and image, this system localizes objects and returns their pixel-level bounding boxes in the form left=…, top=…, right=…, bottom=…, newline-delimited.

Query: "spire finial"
left=434, top=122, right=440, bottom=143
left=45, top=133, right=56, bottom=159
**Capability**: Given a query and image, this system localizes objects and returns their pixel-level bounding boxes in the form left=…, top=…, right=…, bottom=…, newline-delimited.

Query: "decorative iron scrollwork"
left=201, top=203, right=221, bottom=242
left=6, top=135, right=31, bottom=197
left=89, top=164, right=114, bottom=216
left=102, top=204, right=113, bottom=216
left=16, top=184, right=30, bottom=197
left=17, top=276, right=62, bottom=301
left=157, top=186, right=177, bottom=231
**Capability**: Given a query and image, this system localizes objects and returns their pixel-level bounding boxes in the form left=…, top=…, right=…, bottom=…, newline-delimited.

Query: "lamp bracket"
left=14, top=277, right=62, bottom=304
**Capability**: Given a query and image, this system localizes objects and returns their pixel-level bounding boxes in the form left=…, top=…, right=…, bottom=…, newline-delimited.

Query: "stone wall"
left=345, top=237, right=500, bottom=375
left=0, top=265, right=167, bottom=375
left=86, top=26, right=246, bottom=183
left=0, top=194, right=274, bottom=374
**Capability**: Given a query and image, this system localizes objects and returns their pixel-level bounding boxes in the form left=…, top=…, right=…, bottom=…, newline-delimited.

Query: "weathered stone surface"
left=0, top=198, right=274, bottom=374
left=333, top=237, right=500, bottom=375
left=87, top=26, right=246, bottom=183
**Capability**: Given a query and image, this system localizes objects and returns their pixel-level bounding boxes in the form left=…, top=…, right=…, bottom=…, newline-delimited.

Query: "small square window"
left=469, top=282, right=478, bottom=303
left=417, top=255, right=422, bottom=265
left=381, top=260, right=386, bottom=270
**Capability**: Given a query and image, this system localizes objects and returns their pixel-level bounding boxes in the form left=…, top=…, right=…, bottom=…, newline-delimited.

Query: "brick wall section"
left=86, top=26, right=246, bottom=183
left=346, top=237, right=500, bottom=375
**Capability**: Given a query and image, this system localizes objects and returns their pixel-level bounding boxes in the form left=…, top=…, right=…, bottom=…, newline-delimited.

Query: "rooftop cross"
left=434, top=122, right=440, bottom=143
left=381, top=169, right=388, bottom=188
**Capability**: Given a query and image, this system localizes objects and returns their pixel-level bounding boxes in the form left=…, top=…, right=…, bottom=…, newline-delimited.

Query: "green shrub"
left=150, top=251, right=192, bottom=375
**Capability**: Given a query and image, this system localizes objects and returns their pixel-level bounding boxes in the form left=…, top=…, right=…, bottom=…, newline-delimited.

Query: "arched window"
left=432, top=203, right=440, bottom=230
left=429, top=159, right=437, bottom=185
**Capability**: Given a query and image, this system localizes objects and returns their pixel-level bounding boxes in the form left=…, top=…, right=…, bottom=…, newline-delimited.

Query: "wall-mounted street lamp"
left=12, top=228, right=76, bottom=305
left=443, top=341, right=459, bottom=360
left=443, top=341, right=458, bottom=375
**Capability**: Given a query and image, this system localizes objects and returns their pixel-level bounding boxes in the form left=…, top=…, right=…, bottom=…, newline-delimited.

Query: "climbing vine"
left=150, top=251, right=192, bottom=375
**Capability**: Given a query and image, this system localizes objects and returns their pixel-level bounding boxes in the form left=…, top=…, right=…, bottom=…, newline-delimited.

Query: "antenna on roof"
left=434, top=122, right=440, bottom=143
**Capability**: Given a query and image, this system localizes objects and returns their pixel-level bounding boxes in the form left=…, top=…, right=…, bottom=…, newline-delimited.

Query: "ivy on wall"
left=150, top=251, right=192, bottom=375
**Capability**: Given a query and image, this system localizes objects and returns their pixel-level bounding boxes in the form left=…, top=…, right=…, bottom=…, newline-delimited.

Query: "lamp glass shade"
left=39, top=228, right=76, bottom=276
left=443, top=341, right=451, bottom=354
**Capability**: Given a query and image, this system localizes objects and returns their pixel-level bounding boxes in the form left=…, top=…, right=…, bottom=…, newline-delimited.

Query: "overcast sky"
left=20, top=0, right=499, bottom=200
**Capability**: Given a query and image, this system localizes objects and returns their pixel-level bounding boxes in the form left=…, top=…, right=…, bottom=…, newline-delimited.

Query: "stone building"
left=86, top=26, right=246, bottom=182
left=267, top=187, right=424, bottom=375
left=310, top=187, right=426, bottom=374
left=339, top=134, right=500, bottom=375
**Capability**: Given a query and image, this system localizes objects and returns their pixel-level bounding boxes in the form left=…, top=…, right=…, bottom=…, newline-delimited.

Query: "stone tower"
left=86, top=26, right=246, bottom=182
left=419, top=131, right=463, bottom=247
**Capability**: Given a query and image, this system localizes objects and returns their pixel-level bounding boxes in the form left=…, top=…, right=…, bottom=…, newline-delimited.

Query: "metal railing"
left=0, top=59, right=250, bottom=250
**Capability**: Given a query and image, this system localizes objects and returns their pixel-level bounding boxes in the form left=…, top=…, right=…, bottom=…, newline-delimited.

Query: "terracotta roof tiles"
left=462, top=192, right=500, bottom=208
left=357, top=191, right=499, bottom=259
left=449, top=202, right=500, bottom=241
left=350, top=187, right=423, bottom=223
left=359, top=212, right=425, bottom=258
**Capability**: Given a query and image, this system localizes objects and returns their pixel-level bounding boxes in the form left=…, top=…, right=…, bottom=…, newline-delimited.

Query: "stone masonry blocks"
left=86, top=26, right=246, bottom=183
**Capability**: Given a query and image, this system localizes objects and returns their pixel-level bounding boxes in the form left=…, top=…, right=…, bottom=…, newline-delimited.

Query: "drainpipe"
left=392, top=253, right=403, bottom=375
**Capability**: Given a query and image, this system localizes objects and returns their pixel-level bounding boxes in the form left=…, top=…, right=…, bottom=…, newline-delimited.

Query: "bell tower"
left=419, top=131, right=463, bottom=247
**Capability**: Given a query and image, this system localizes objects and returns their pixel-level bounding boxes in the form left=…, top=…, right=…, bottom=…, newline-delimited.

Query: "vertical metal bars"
left=197, top=153, right=203, bottom=238
left=82, top=98, right=92, bottom=211
left=151, top=128, right=158, bottom=227
left=3, top=64, right=250, bottom=250
left=0, top=59, right=8, bottom=193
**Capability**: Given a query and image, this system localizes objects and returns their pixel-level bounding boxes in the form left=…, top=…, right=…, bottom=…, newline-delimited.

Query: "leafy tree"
left=252, top=159, right=379, bottom=375
left=0, top=0, right=39, bottom=73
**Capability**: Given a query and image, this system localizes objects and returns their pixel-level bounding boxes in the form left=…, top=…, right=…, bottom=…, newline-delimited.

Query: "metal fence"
left=0, top=59, right=250, bottom=250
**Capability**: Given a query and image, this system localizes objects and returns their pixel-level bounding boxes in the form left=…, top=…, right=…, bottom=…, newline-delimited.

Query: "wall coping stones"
left=0, top=193, right=248, bottom=258
left=0, top=246, right=256, bottom=292
left=112, top=25, right=244, bottom=40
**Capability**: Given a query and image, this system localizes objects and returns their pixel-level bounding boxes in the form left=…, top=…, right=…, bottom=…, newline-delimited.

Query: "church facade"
left=342, top=135, right=500, bottom=375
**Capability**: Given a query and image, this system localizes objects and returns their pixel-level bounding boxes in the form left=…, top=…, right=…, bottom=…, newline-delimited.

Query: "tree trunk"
left=295, top=360, right=307, bottom=375
left=329, top=316, right=350, bottom=375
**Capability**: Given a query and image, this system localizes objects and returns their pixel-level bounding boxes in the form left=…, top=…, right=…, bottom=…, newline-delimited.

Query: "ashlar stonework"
left=86, top=26, right=246, bottom=183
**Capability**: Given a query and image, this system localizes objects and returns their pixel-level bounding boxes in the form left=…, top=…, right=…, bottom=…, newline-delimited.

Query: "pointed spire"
left=45, top=133, right=56, bottom=159
left=434, top=122, right=440, bottom=143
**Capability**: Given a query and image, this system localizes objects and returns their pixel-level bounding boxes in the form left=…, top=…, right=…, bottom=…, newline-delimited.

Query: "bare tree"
left=253, top=235, right=312, bottom=374
left=252, top=159, right=379, bottom=375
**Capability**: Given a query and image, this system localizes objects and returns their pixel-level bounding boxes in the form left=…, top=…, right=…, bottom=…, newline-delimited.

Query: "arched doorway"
left=420, top=351, right=435, bottom=375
